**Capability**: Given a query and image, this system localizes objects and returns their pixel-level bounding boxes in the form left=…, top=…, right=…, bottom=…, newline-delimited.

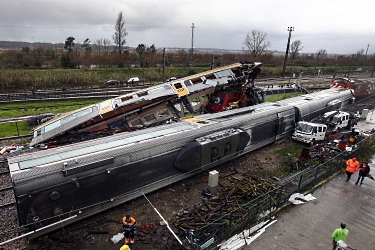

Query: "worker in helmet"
left=120, top=244, right=131, bottom=250
left=345, top=157, right=360, bottom=181
left=122, top=214, right=136, bottom=244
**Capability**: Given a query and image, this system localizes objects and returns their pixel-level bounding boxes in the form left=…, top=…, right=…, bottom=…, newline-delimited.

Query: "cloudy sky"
left=1, top=0, right=374, bottom=54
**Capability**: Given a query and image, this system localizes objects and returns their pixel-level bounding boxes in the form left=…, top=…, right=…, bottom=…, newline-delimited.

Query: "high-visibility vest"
left=346, top=159, right=359, bottom=173
left=122, top=216, right=136, bottom=227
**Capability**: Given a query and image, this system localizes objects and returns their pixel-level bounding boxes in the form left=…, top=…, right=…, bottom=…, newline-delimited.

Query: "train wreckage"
left=5, top=91, right=355, bottom=238
left=30, top=62, right=267, bottom=147
left=2, top=62, right=356, bottom=240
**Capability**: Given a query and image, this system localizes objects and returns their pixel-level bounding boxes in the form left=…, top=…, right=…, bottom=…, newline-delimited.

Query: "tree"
left=243, top=30, right=270, bottom=58
left=290, top=40, right=303, bottom=61
left=64, top=37, right=75, bottom=51
left=135, top=44, right=157, bottom=67
left=81, top=38, right=92, bottom=54
left=113, top=11, right=128, bottom=55
left=317, top=49, right=327, bottom=58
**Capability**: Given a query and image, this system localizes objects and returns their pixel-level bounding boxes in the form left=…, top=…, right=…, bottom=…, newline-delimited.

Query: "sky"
left=0, top=0, right=374, bottom=55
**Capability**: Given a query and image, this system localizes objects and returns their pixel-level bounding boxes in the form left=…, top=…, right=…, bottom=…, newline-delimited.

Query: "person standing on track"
left=122, top=214, right=136, bottom=244
left=345, top=157, right=360, bottom=181
left=331, top=223, right=349, bottom=250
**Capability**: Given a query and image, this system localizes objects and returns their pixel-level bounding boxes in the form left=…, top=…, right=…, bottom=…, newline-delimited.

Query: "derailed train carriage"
left=7, top=88, right=354, bottom=237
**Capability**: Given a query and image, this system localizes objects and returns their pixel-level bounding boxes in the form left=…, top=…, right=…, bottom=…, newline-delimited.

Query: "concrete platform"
left=240, top=154, right=375, bottom=250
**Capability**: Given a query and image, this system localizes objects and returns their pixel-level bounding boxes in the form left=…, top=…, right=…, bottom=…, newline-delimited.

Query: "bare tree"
left=290, top=40, right=303, bottom=61
left=95, top=39, right=103, bottom=56
left=243, top=30, right=270, bottom=58
left=113, top=11, right=128, bottom=55
left=317, top=49, right=327, bottom=58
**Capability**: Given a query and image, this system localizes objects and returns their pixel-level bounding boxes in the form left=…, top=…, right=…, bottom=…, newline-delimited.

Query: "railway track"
left=0, top=158, right=19, bottom=243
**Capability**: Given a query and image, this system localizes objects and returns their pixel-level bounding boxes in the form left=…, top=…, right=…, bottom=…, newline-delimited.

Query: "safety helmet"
left=352, top=157, right=357, bottom=161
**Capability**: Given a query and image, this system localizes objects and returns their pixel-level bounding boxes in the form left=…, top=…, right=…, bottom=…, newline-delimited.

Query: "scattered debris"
left=288, top=193, right=316, bottom=205
left=111, top=232, right=124, bottom=244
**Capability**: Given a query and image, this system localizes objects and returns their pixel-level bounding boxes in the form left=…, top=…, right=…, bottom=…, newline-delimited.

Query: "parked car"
left=127, top=77, right=140, bottom=84
left=104, top=80, right=122, bottom=86
left=166, top=76, right=177, bottom=82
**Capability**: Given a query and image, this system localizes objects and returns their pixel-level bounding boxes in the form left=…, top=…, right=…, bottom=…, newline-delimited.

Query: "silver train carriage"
left=7, top=88, right=354, bottom=235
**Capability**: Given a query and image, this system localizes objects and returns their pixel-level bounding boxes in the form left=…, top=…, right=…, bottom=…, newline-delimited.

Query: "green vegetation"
left=0, top=67, right=210, bottom=92
left=276, top=143, right=306, bottom=164
left=0, top=98, right=106, bottom=119
left=0, top=121, right=32, bottom=137
left=265, top=92, right=301, bottom=102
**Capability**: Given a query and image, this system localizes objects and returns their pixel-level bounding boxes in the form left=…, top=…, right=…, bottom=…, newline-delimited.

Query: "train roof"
left=8, top=102, right=288, bottom=174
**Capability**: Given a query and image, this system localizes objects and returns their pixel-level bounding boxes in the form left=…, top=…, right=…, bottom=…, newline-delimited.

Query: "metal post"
left=211, top=55, right=216, bottom=70
left=142, top=51, right=145, bottom=85
left=298, top=175, right=303, bottom=192
left=190, top=23, right=195, bottom=70
left=162, top=48, right=166, bottom=83
left=15, top=122, right=20, bottom=136
left=282, top=27, right=294, bottom=77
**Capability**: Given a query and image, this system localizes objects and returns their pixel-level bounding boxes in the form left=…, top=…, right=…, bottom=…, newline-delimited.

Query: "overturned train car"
left=7, top=88, right=354, bottom=237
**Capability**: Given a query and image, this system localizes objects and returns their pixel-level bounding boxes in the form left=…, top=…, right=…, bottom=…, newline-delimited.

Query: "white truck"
left=292, top=111, right=358, bottom=144
left=322, top=111, right=353, bottom=130
left=292, top=121, right=328, bottom=144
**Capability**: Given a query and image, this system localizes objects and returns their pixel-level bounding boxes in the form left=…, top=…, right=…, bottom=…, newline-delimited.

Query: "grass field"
left=0, top=98, right=106, bottom=119
left=0, top=92, right=302, bottom=138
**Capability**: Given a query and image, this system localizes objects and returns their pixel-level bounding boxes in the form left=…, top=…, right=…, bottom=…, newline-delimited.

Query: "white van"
left=127, top=77, right=140, bottom=84
left=292, top=121, right=327, bottom=144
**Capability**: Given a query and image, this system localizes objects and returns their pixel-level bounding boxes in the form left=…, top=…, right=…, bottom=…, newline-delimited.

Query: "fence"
left=188, top=134, right=375, bottom=250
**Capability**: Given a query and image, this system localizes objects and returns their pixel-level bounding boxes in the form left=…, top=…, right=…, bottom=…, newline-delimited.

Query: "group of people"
left=332, top=157, right=372, bottom=249
left=345, top=157, right=371, bottom=185
left=118, top=157, right=371, bottom=250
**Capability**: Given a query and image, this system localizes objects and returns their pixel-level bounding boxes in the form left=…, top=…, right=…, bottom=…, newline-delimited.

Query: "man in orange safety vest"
left=345, top=157, right=360, bottom=181
left=122, top=214, right=136, bottom=244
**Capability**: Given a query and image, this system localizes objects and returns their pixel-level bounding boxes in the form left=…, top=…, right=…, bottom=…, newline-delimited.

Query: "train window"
left=184, top=80, right=192, bottom=86
left=191, top=78, right=203, bottom=85
left=130, top=119, right=143, bottom=126
left=164, top=85, right=172, bottom=90
left=121, top=96, right=133, bottom=102
left=19, top=154, right=62, bottom=170
left=173, top=82, right=183, bottom=89
left=148, top=87, right=165, bottom=95
left=144, top=114, right=157, bottom=122
left=205, top=74, right=216, bottom=80
left=44, top=120, right=61, bottom=133
left=138, top=91, right=148, bottom=97
left=215, top=69, right=232, bottom=78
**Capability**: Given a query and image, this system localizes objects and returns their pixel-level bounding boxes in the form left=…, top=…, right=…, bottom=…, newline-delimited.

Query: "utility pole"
left=162, top=48, right=166, bottom=83
left=282, top=27, right=294, bottom=77
left=190, top=23, right=195, bottom=71
left=365, top=43, right=370, bottom=58
left=211, top=55, right=216, bottom=70
left=142, top=50, right=145, bottom=85
left=364, top=43, right=370, bottom=65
